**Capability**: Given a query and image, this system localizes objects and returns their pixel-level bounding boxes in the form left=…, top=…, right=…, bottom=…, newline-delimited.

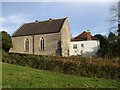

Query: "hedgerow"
left=2, top=52, right=119, bottom=79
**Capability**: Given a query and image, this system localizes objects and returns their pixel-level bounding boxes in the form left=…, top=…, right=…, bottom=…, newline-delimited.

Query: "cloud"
left=9, top=15, right=26, bottom=23
left=2, top=14, right=28, bottom=25
left=0, top=27, right=7, bottom=31
left=0, top=18, right=6, bottom=23
left=1, top=14, right=29, bottom=35
left=0, top=25, right=19, bottom=35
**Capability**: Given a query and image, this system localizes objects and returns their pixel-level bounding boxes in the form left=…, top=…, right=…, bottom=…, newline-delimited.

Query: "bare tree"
left=109, top=2, right=119, bottom=35
left=118, top=1, right=120, bottom=36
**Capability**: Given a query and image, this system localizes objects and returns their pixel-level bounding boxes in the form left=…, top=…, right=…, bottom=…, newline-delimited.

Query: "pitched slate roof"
left=12, top=17, right=66, bottom=37
left=71, top=31, right=97, bottom=41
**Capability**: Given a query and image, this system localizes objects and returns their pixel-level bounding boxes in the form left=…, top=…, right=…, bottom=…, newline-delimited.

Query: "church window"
left=24, top=38, right=29, bottom=52
left=40, top=37, right=44, bottom=50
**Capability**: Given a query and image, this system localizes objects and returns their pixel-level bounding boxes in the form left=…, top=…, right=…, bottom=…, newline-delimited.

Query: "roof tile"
left=12, top=18, right=66, bottom=37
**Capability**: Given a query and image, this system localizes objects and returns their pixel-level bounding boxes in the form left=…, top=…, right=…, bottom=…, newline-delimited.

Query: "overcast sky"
left=1, top=2, right=117, bottom=37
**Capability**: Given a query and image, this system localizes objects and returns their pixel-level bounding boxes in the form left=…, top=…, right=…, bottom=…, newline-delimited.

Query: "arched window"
left=40, top=37, right=44, bottom=51
left=24, top=38, right=29, bottom=52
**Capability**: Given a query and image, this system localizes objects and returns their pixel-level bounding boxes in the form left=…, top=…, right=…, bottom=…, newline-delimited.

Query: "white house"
left=69, top=31, right=100, bottom=57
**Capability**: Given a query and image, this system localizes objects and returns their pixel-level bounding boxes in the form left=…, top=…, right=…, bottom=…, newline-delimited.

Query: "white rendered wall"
left=69, top=40, right=100, bottom=57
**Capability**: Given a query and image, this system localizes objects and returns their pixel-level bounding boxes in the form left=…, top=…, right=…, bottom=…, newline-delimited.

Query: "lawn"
left=2, top=63, right=119, bottom=88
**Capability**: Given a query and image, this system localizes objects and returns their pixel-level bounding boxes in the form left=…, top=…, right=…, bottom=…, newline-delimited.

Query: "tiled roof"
left=12, top=17, right=66, bottom=37
left=71, top=31, right=97, bottom=41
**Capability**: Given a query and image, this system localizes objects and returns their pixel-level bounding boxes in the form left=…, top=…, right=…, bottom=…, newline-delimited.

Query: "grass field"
left=2, top=63, right=119, bottom=88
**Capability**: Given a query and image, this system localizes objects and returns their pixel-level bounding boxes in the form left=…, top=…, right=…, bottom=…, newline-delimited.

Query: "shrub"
left=2, top=52, right=120, bottom=79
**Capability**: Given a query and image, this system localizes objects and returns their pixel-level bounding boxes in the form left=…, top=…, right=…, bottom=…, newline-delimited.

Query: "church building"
left=10, top=17, right=72, bottom=57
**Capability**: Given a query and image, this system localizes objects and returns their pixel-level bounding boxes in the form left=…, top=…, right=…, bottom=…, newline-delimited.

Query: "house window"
left=81, top=44, right=84, bottom=48
left=40, top=37, right=44, bottom=51
left=24, top=38, right=29, bottom=52
left=73, top=44, right=77, bottom=49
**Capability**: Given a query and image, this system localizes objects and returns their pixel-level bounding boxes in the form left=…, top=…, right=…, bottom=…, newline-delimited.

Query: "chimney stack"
left=87, top=30, right=91, bottom=40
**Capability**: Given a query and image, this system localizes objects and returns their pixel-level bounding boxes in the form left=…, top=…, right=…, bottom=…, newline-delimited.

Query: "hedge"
left=2, top=52, right=120, bottom=79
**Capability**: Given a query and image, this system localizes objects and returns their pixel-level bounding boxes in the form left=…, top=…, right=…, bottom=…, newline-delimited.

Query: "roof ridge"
left=24, top=17, right=67, bottom=25
left=12, top=17, right=67, bottom=37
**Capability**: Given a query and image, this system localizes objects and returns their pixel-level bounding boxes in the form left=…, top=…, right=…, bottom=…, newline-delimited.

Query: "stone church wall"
left=34, top=32, right=61, bottom=56
left=10, top=32, right=61, bottom=56
left=10, top=35, right=33, bottom=54
left=61, top=18, right=72, bottom=57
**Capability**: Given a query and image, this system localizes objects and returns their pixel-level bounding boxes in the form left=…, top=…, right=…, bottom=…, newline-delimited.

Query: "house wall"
left=34, top=32, right=61, bottom=56
left=69, top=40, right=100, bottom=57
left=9, top=35, right=33, bottom=54
left=60, top=17, right=72, bottom=57
left=10, top=32, right=61, bottom=56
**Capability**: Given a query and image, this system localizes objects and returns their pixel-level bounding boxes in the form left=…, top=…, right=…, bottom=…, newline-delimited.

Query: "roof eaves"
left=12, top=31, right=61, bottom=37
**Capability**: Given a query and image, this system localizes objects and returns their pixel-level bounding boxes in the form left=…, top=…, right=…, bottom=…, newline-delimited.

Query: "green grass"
left=2, top=63, right=119, bottom=88
left=0, top=61, right=2, bottom=89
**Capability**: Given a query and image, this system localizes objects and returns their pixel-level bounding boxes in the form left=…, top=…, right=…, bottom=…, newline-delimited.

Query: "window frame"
left=40, top=37, right=44, bottom=51
left=24, top=38, right=29, bottom=52
left=81, top=44, right=84, bottom=48
left=73, top=44, right=77, bottom=49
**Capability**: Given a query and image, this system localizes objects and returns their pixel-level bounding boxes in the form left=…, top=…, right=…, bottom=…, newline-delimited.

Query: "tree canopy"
left=1, top=31, right=12, bottom=52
